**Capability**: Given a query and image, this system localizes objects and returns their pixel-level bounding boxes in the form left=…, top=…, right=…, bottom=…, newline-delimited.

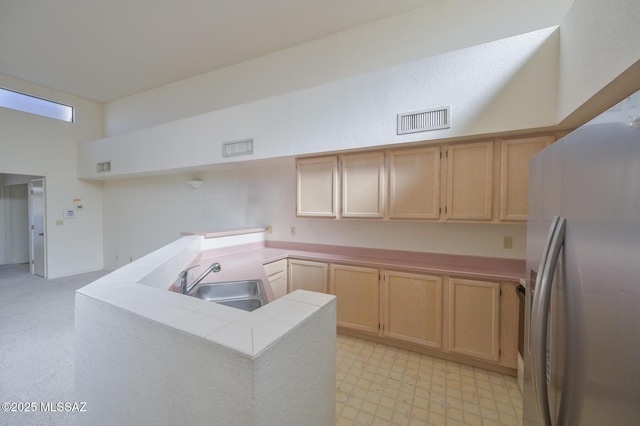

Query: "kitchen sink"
left=190, top=279, right=266, bottom=312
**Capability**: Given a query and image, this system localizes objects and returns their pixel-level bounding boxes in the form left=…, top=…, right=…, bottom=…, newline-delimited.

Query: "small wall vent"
left=397, top=106, right=450, bottom=135
left=97, top=161, right=111, bottom=173
left=223, top=139, right=254, bottom=157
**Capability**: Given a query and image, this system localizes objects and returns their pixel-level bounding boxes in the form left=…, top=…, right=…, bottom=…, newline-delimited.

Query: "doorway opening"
left=1, top=174, right=47, bottom=278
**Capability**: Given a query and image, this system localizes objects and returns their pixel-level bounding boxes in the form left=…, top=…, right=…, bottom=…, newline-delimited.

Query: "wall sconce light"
left=188, top=180, right=203, bottom=189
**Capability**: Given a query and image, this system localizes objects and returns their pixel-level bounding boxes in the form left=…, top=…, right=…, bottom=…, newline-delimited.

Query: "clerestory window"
left=0, top=87, right=74, bottom=122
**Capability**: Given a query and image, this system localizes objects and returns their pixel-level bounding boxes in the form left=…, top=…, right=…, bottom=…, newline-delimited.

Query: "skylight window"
left=0, top=87, right=74, bottom=122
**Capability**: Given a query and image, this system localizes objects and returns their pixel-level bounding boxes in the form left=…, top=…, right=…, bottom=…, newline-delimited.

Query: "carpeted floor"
left=0, top=264, right=108, bottom=426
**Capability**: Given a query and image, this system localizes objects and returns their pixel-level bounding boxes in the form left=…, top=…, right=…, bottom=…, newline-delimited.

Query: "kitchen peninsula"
left=74, top=229, right=336, bottom=426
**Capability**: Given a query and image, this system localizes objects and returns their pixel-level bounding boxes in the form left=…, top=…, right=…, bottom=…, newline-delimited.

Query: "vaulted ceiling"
left=0, top=0, right=440, bottom=103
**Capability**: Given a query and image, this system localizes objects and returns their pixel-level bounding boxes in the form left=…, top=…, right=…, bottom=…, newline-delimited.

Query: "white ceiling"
left=0, top=0, right=439, bottom=103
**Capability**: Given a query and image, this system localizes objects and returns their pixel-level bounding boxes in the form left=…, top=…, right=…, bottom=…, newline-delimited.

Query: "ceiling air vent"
left=397, top=106, right=450, bottom=135
left=223, top=139, right=254, bottom=157
left=97, top=161, right=111, bottom=173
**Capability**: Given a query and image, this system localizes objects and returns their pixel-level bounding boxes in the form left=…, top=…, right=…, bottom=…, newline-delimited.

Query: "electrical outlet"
left=290, top=226, right=296, bottom=236
left=55, top=220, right=64, bottom=226
left=267, top=225, right=273, bottom=234
left=503, top=236, right=513, bottom=249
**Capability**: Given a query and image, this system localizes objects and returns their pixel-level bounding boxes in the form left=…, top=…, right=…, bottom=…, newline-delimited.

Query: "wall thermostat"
left=63, top=210, right=76, bottom=219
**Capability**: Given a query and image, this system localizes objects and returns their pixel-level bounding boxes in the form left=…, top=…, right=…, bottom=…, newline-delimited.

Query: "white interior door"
left=6, top=184, right=30, bottom=264
left=30, top=178, right=46, bottom=277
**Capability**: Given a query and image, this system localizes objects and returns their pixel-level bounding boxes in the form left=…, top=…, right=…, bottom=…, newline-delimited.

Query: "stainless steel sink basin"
left=216, top=298, right=263, bottom=311
left=190, top=280, right=266, bottom=312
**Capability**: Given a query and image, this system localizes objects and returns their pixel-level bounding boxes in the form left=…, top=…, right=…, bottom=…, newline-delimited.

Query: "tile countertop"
left=76, top=233, right=336, bottom=359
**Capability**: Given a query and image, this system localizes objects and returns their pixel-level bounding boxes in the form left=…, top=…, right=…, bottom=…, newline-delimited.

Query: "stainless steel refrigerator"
left=524, top=90, right=640, bottom=425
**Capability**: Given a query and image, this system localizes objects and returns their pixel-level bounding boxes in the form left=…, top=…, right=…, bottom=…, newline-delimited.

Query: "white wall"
left=6, top=0, right=632, bottom=276
left=80, top=27, right=561, bottom=179
left=104, top=0, right=574, bottom=137
left=557, top=0, right=640, bottom=123
left=103, top=160, right=526, bottom=271
left=0, top=74, right=104, bottom=278
left=93, top=0, right=640, bottom=270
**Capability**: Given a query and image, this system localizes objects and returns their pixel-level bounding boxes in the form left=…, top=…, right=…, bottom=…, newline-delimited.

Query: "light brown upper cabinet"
left=341, top=152, right=385, bottom=218
left=500, top=135, right=554, bottom=221
left=296, top=156, right=338, bottom=217
left=296, top=132, right=558, bottom=223
left=388, top=147, right=441, bottom=220
left=444, top=141, right=493, bottom=221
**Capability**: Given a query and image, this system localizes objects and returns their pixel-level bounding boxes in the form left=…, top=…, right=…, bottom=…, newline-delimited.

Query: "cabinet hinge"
left=440, top=151, right=442, bottom=159
left=445, top=150, right=449, bottom=158
left=500, top=288, right=503, bottom=296
left=499, top=348, right=502, bottom=356
left=31, top=224, right=35, bottom=230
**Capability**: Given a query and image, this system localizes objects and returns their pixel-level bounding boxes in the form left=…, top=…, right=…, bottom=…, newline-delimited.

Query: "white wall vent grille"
left=97, top=161, right=111, bottom=173
left=397, top=107, right=450, bottom=135
left=223, top=139, right=254, bottom=157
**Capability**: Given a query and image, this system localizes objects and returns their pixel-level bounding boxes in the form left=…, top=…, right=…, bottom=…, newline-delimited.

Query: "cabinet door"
left=288, top=259, right=328, bottom=293
left=445, top=141, right=493, bottom=221
left=383, top=271, right=443, bottom=348
left=389, top=147, right=440, bottom=219
left=341, top=152, right=385, bottom=218
left=499, top=282, right=519, bottom=369
left=500, top=136, right=554, bottom=221
left=448, top=278, right=500, bottom=362
left=296, top=156, right=338, bottom=217
left=330, top=264, right=379, bottom=334
left=268, top=271, right=288, bottom=299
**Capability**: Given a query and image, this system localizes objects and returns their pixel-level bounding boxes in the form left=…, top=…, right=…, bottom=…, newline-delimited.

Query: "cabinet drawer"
left=263, top=259, right=287, bottom=276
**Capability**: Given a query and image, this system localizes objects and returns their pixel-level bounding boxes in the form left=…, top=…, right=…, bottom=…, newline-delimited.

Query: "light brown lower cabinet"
left=329, top=264, right=380, bottom=334
left=445, top=277, right=519, bottom=370
left=447, top=277, right=501, bottom=362
left=263, top=259, right=288, bottom=300
left=288, top=259, right=329, bottom=293
left=284, top=258, right=517, bottom=373
left=382, top=271, right=443, bottom=349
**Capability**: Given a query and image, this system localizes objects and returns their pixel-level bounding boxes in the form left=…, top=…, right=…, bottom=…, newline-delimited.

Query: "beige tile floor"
left=336, top=334, right=523, bottom=426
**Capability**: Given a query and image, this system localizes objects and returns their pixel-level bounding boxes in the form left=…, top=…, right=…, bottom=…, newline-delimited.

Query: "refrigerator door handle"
left=531, top=216, right=566, bottom=426
left=530, top=216, right=561, bottom=354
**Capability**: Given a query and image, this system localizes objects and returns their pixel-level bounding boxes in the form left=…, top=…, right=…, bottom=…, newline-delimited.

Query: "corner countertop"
left=76, top=229, right=524, bottom=362
left=195, top=240, right=526, bottom=287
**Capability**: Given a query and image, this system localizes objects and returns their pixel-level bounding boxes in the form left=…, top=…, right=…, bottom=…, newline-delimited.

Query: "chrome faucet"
left=179, top=262, right=221, bottom=294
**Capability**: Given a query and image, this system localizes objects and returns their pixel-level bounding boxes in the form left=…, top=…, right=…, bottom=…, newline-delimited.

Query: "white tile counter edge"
left=76, top=234, right=335, bottom=358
